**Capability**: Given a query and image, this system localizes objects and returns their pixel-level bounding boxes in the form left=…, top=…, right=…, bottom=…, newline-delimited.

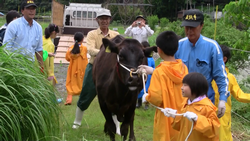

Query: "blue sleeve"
left=212, top=43, right=229, bottom=102
left=35, top=25, right=43, bottom=52
left=3, top=23, right=15, bottom=48
left=175, top=44, right=181, bottom=59
left=148, top=58, right=155, bottom=68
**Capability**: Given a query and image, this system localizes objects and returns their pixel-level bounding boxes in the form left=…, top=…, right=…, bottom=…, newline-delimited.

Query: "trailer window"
left=73, top=11, right=97, bottom=18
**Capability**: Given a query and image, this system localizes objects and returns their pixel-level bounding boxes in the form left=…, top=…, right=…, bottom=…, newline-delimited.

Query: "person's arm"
left=35, top=25, right=44, bottom=68
left=146, top=70, right=163, bottom=107
left=36, top=51, right=44, bottom=68
left=124, top=25, right=133, bottom=37
left=86, top=31, right=99, bottom=56
left=229, top=73, right=250, bottom=103
left=193, top=108, right=220, bottom=138
left=144, top=25, right=154, bottom=37
left=212, top=44, right=229, bottom=102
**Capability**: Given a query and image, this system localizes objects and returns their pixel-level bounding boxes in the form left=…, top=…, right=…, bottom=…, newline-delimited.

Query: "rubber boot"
left=112, top=115, right=121, bottom=135
left=136, top=98, right=142, bottom=108
left=72, top=107, right=84, bottom=129
left=65, top=94, right=72, bottom=105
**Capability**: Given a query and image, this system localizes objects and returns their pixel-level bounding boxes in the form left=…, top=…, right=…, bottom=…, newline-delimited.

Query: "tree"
left=223, top=0, right=250, bottom=30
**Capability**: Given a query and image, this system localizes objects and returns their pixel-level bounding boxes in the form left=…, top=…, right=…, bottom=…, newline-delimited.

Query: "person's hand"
left=184, top=111, right=198, bottom=122
left=48, top=53, right=55, bottom=57
left=141, top=21, right=146, bottom=27
left=142, top=93, right=148, bottom=103
left=132, top=21, right=137, bottom=27
left=138, top=65, right=154, bottom=75
left=48, top=76, right=54, bottom=81
left=217, top=100, right=226, bottom=118
left=161, top=108, right=177, bottom=118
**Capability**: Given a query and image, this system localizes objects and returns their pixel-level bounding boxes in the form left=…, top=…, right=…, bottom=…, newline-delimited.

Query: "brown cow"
left=93, top=35, right=157, bottom=141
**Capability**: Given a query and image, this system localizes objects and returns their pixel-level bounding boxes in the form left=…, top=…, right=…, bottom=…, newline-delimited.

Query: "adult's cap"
left=135, top=15, right=146, bottom=21
left=181, top=9, right=204, bottom=27
left=21, top=0, right=38, bottom=9
left=97, top=9, right=111, bottom=17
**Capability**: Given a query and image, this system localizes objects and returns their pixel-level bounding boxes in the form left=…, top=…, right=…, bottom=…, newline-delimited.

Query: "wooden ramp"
left=54, top=35, right=88, bottom=64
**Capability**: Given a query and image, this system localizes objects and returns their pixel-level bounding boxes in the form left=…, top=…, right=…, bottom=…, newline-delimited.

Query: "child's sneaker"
left=57, top=98, right=63, bottom=103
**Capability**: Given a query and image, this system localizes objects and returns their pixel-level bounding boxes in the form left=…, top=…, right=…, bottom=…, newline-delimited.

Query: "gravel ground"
left=54, top=63, right=68, bottom=97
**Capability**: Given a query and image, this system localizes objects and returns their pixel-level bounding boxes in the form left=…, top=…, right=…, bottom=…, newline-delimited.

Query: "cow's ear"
left=102, top=38, right=119, bottom=54
left=143, top=46, right=157, bottom=57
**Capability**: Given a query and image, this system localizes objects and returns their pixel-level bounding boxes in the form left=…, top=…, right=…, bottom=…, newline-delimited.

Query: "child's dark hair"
left=183, top=72, right=208, bottom=97
left=6, top=10, right=20, bottom=24
left=71, top=32, right=84, bottom=54
left=156, top=31, right=178, bottom=56
left=44, top=24, right=59, bottom=39
left=220, top=45, right=231, bottom=64
left=141, top=41, right=150, bottom=48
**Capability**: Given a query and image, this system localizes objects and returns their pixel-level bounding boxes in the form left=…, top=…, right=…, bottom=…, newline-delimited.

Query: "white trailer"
left=63, top=3, right=107, bottom=35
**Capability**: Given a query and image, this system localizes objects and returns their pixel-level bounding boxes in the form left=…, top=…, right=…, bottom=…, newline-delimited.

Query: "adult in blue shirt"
left=175, top=9, right=229, bottom=118
left=3, top=0, right=43, bottom=68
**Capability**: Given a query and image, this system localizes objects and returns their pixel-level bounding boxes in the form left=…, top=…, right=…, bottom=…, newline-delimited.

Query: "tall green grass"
left=0, top=47, right=61, bottom=140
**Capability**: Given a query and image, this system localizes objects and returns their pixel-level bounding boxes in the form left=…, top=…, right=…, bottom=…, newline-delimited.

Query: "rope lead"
left=140, top=69, right=193, bottom=141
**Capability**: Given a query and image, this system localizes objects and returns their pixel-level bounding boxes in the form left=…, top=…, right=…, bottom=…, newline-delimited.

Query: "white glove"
left=138, top=65, right=154, bottom=75
left=217, top=100, right=226, bottom=118
left=161, top=108, right=177, bottom=118
left=183, top=111, right=198, bottom=122
left=142, top=93, right=148, bottom=103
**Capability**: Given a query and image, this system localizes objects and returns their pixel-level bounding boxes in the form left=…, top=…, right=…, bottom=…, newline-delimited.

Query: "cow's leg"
left=120, top=111, right=136, bottom=141
left=112, top=115, right=121, bottom=135
left=129, top=113, right=135, bottom=141
left=98, top=100, right=116, bottom=141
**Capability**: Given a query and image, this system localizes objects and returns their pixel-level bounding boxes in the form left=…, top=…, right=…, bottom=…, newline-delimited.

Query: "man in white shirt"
left=124, top=15, right=154, bottom=43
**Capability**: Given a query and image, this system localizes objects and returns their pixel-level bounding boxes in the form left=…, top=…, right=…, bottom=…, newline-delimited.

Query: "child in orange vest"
left=162, top=72, right=220, bottom=141
left=65, top=32, right=88, bottom=105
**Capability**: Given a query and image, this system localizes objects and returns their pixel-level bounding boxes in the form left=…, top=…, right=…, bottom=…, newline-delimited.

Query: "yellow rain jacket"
left=65, top=44, right=88, bottom=95
left=146, top=59, right=188, bottom=141
left=172, top=97, right=220, bottom=141
left=42, top=36, right=57, bottom=83
left=212, top=67, right=250, bottom=141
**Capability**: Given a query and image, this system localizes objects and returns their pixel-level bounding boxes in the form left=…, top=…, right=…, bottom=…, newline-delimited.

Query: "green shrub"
left=159, top=17, right=169, bottom=28
left=0, top=47, right=61, bottom=140
left=147, top=15, right=159, bottom=31
left=167, top=20, right=185, bottom=37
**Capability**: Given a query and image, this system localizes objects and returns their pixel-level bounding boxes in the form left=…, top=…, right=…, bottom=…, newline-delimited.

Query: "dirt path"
left=54, top=64, right=68, bottom=97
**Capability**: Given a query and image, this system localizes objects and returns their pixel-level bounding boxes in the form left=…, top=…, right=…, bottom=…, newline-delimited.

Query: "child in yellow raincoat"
left=65, top=32, right=88, bottom=105
left=43, top=24, right=59, bottom=86
left=212, top=45, right=250, bottom=141
left=140, top=31, right=188, bottom=141
left=162, top=72, right=220, bottom=141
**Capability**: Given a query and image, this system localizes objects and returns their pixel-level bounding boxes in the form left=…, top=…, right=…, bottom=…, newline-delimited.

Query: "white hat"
left=97, top=9, right=111, bottom=17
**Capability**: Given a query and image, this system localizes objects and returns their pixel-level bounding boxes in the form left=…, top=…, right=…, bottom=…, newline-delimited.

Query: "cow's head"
left=102, top=37, right=157, bottom=91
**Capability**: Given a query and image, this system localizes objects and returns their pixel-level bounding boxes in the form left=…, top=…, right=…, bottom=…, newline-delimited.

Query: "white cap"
left=97, top=9, right=111, bottom=17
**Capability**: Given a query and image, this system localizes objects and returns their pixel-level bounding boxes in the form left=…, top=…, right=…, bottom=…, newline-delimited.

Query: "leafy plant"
left=223, top=0, right=250, bottom=30
left=159, top=17, right=169, bottom=32
left=167, top=20, right=185, bottom=37
left=0, top=47, right=61, bottom=140
left=147, top=15, right=159, bottom=31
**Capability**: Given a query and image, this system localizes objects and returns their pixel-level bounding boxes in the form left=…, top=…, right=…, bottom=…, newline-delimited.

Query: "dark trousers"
left=77, top=63, right=96, bottom=111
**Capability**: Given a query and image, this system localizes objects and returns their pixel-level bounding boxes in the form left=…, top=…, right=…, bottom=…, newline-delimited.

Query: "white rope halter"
left=140, top=69, right=193, bottom=141
left=117, top=55, right=142, bottom=77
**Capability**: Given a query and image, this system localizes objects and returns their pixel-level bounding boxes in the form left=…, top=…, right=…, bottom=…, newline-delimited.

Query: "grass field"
left=1, top=16, right=250, bottom=140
